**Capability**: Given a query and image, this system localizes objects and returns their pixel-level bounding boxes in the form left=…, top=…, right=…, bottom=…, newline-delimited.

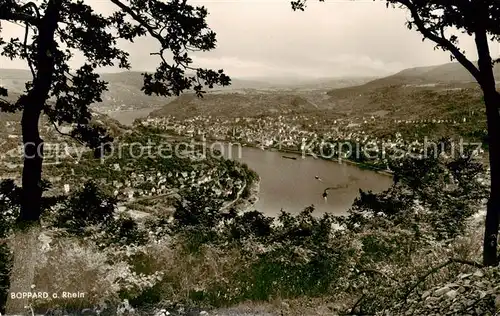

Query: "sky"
left=1, top=0, right=499, bottom=79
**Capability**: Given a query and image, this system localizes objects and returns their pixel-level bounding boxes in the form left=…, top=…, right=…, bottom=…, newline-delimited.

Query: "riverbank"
left=237, top=178, right=261, bottom=213
left=271, top=146, right=394, bottom=177
left=149, top=132, right=393, bottom=215
left=220, top=178, right=261, bottom=213
left=156, top=133, right=394, bottom=178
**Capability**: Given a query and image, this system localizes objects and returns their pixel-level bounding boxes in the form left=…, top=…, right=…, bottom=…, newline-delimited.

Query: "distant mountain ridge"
left=1, top=61, right=498, bottom=121
left=209, top=76, right=378, bottom=91
left=0, top=69, right=171, bottom=113
left=149, top=92, right=320, bottom=119
left=394, top=61, right=500, bottom=82
left=149, top=61, right=495, bottom=120
left=0, top=68, right=376, bottom=113
left=327, top=61, right=500, bottom=97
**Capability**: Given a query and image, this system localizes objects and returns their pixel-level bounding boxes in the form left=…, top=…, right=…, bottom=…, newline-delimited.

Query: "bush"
left=98, top=214, right=149, bottom=249
left=0, top=244, right=11, bottom=314
left=51, top=182, right=116, bottom=236
left=345, top=139, right=487, bottom=241
left=0, top=179, right=20, bottom=313
left=0, top=135, right=489, bottom=314
left=158, top=139, right=488, bottom=312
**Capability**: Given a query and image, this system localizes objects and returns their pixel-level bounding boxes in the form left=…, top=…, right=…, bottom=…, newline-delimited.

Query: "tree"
left=345, top=139, right=487, bottom=240
left=0, top=0, right=230, bottom=312
left=291, top=0, right=500, bottom=266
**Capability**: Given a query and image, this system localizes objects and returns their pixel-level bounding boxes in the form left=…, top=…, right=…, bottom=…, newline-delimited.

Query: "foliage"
left=292, top=0, right=500, bottom=268
left=233, top=207, right=353, bottom=301
left=0, top=0, right=232, bottom=236
left=381, top=266, right=500, bottom=316
left=170, top=185, right=226, bottom=253
left=328, top=141, right=488, bottom=314
left=0, top=242, right=9, bottom=315
left=0, top=140, right=484, bottom=315
left=0, top=2, right=230, bottom=310
left=0, top=180, right=21, bottom=234
left=0, top=180, right=19, bottom=314
left=0, top=0, right=231, bottom=129
left=344, top=139, right=487, bottom=241
left=146, top=142, right=488, bottom=311
left=225, top=210, right=273, bottom=243
left=0, top=179, right=65, bottom=312
left=51, top=182, right=117, bottom=236
left=99, top=213, right=149, bottom=249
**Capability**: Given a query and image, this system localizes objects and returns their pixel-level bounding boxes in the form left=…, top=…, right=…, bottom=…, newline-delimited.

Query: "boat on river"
left=282, top=155, right=297, bottom=160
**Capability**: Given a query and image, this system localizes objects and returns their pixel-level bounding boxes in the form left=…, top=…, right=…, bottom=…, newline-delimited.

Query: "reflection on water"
left=107, top=107, right=160, bottom=125
left=223, top=144, right=393, bottom=216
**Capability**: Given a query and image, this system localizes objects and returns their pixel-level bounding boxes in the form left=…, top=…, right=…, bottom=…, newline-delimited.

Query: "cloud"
left=191, top=54, right=405, bottom=78
left=0, top=0, right=496, bottom=80
left=319, top=54, right=406, bottom=76
left=190, top=56, right=299, bottom=77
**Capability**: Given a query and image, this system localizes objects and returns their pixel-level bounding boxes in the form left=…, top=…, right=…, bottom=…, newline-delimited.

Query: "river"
left=108, top=108, right=393, bottom=217
left=107, top=107, right=161, bottom=125
left=221, top=144, right=392, bottom=216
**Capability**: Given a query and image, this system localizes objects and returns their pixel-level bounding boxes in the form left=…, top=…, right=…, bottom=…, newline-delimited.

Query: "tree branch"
left=21, top=2, right=41, bottom=79
left=109, top=0, right=165, bottom=45
left=399, top=0, right=481, bottom=83
left=22, top=23, right=35, bottom=78
left=0, top=98, right=13, bottom=112
left=51, top=122, right=85, bottom=146
left=21, top=2, right=41, bottom=20
left=347, top=293, right=367, bottom=315
left=0, top=1, right=40, bottom=25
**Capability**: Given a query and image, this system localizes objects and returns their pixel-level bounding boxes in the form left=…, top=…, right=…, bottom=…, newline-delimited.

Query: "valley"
left=0, top=60, right=496, bottom=315
left=0, top=61, right=493, bottom=217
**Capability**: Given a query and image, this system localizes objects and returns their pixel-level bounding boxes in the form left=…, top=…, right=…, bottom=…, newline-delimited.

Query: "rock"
left=445, top=289, right=458, bottom=299
left=422, top=290, right=432, bottom=299
left=434, top=286, right=450, bottom=296
left=495, top=295, right=500, bottom=311
left=199, top=312, right=209, bottom=316
left=475, top=281, right=487, bottom=289
left=473, top=270, right=484, bottom=278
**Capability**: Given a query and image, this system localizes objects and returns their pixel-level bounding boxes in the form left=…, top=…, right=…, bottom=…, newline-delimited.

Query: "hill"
left=0, top=106, right=127, bottom=141
left=315, top=62, right=499, bottom=124
left=0, top=68, right=374, bottom=114
left=326, top=61, right=500, bottom=97
left=0, top=69, right=171, bottom=113
left=149, top=62, right=493, bottom=121
left=2, top=62, right=497, bottom=123
left=149, top=92, right=321, bottom=119
left=209, top=76, right=377, bottom=92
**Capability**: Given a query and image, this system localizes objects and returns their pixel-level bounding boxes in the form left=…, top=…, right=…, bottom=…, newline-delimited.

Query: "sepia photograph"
left=0, top=0, right=499, bottom=315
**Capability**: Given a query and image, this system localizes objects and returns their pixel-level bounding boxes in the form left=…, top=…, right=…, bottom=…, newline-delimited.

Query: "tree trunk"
left=482, top=90, right=500, bottom=266
left=5, top=0, right=61, bottom=313
left=19, top=107, right=44, bottom=221
left=474, top=16, right=500, bottom=265
left=5, top=99, right=45, bottom=314
left=4, top=226, right=41, bottom=315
